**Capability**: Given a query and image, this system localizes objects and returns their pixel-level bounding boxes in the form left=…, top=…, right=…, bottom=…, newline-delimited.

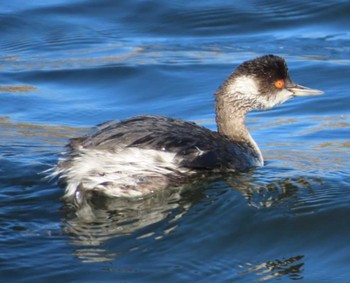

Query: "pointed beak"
left=286, top=83, right=324, bottom=97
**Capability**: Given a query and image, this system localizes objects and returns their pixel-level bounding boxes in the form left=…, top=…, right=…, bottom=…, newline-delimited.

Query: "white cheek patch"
left=228, top=76, right=259, bottom=98
left=256, top=88, right=293, bottom=109
left=228, top=76, right=293, bottom=110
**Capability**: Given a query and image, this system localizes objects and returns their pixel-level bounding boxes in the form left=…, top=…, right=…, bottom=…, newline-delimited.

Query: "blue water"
left=1, top=1, right=350, bottom=282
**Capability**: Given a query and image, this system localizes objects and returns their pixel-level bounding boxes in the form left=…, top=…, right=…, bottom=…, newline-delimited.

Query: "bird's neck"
left=215, top=83, right=264, bottom=165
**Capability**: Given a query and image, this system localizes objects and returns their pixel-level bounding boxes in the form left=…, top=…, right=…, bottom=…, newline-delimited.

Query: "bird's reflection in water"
left=62, top=171, right=322, bottom=263
left=62, top=185, right=201, bottom=262
left=239, top=255, right=305, bottom=281
left=227, top=171, right=323, bottom=209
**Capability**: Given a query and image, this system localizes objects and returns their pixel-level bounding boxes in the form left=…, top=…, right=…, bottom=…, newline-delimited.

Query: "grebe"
left=54, top=55, right=323, bottom=203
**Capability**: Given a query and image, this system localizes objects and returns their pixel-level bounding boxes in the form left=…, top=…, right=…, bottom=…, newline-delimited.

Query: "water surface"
left=1, top=1, right=350, bottom=282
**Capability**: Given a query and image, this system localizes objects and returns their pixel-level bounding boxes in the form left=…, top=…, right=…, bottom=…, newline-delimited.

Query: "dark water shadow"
left=226, top=170, right=324, bottom=210
left=239, top=255, right=305, bottom=281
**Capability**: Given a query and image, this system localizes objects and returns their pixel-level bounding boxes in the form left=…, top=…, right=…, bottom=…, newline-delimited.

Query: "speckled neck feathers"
left=215, top=76, right=264, bottom=165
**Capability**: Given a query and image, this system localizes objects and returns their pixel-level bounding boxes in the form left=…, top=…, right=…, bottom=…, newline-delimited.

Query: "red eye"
left=274, top=79, right=285, bottom=89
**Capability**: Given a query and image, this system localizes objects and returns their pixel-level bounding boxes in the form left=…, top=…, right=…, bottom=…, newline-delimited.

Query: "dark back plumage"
left=69, top=115, right=259, bottom=171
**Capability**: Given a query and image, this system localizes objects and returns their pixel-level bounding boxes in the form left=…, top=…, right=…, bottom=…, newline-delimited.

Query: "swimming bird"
left=53, top=55, right=323, bottom=203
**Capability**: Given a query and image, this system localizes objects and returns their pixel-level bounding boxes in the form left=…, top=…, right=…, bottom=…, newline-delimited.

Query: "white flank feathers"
left=53, top=147, right=191, bottom=201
